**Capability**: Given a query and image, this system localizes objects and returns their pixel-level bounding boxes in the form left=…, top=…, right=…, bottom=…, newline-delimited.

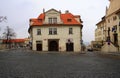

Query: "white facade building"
left=28, top=9, right=83, bottom=52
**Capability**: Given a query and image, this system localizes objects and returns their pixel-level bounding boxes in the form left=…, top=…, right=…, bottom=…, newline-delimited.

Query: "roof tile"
left=30, top=11, right=82, bottom=26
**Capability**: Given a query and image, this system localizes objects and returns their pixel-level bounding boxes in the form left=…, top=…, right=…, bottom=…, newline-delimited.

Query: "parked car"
left=87, top=46, right=93, bottom=52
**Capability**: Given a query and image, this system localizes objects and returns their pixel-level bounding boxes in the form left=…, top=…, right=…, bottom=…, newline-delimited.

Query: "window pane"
left=69, top=28, right=73, bottom=34
left=49, top=28, right=57, bottom=35
left=54, top=28, right=57, bottom=34
left=49, top=18, right=52, bottom=24
left=37, top=29, right=41, bottom=35
left=53, top=18, right=57, bottom=24
left=49, top=28, right=52, bottom=34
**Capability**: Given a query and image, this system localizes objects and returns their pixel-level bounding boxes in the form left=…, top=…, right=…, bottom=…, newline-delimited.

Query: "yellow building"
left=116, top=10, right=120, bottom=51
left=95, top=0, right=120, bottom=52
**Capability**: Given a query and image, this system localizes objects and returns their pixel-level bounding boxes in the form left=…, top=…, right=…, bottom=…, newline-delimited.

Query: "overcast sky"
left=0, top=0, right=109, bottom=43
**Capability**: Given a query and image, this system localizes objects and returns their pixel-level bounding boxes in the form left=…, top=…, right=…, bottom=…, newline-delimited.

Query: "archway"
left=66, top=43, right=74, bottom=51
left=48, top=40, right=59, bottom=51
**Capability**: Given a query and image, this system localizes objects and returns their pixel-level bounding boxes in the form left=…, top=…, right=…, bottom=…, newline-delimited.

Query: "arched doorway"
left=36, top=44, right=42, bottom=51
left=66, top=43, right=74, bottom=51
left=48, top=40, right=59, bottom=51
left=36, top=41, right=42, bottom=51
left=66, top=39, right=74, bottom=51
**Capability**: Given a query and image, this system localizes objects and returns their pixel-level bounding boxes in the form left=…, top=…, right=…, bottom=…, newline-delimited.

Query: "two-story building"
left=28, top=9, right=83, bottom=52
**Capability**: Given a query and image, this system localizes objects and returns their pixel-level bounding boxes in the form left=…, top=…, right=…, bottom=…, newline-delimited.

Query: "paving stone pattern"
left=0, top=49, right=120, bottom=78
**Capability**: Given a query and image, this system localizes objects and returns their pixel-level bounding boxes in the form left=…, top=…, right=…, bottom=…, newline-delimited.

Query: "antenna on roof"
left=43, top=8, right=45, bottom=13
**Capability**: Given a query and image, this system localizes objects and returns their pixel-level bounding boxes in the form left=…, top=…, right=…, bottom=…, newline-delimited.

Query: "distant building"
left=95, top=0, right=120, bottom=52
left=95, top=16, right=106, bottom=42
left=28, top=8, right=83, bottom=52
left=3, top=39, right=26, bottom=48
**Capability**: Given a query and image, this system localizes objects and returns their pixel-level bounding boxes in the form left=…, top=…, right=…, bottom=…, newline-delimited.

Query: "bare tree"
left=0, top=16, right=7, bottom=22
left=0, top=16, right=7, bottom=39
left=2, top=26, right=16, bottom=48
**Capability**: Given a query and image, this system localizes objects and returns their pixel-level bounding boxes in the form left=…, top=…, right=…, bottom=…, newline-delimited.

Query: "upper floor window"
left=53, top=18, right=57, bottom=24
left=48, top=17, right=57, bottom=24
left=112, top=25, right=117, bottom=32
left=69, top=28, right=73, bottom=34
left=49, top=28, right=57, bottom=35
left=108, top=19, right=110, bottom=23
left=113, top=16, right=117, bottom=21
left=49, top=18, right=52, bottom=24
left=37, top=29, right=41, bottom=35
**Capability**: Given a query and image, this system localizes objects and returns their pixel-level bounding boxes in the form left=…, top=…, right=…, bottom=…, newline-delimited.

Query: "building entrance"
left=36, top=41, right=42, bottom=51
left=113, top=33, right=118, bottom=46
left=66, top=43, right=74, bottom=51
left=48, top=39, right=59, bottom=51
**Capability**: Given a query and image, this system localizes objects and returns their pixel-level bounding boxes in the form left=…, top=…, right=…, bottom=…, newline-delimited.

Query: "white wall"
left=32, top=26, right=81, bottom=52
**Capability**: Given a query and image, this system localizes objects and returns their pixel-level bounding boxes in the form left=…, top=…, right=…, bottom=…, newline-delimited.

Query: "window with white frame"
left=37, top=29, right=41, bottom=35
left=69, top=28, right=73, bottom=34
left=48, top=17, right=57, bottom=24
left=53, top=18, right=57, bottom=24
left=49, top=28, right=57, bottom=35
left=49, top=18, right=52, bottom=24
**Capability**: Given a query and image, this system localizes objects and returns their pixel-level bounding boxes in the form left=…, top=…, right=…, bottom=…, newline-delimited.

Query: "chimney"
left=59, top=10, right=61, bottom=14
left=65, top=10, right=69, bottom=14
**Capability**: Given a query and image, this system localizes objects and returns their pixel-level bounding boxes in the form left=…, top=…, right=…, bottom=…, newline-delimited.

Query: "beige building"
left=28, top=9, right=83, bottom=52
left=95, top=16, right=106, bottom=42
left=95, top=0, right=120, bottom=52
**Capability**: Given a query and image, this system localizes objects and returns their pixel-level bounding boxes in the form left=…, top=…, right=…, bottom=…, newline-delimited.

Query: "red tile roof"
left=60, top=13, right=80, bottom=24
left=3, top=39, right=25, bottom=43
left=30, top=11, right=82, bottom=26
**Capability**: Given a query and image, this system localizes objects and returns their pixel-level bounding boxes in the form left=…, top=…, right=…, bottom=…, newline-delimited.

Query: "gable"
left=45, top=8, right=61, bottom=16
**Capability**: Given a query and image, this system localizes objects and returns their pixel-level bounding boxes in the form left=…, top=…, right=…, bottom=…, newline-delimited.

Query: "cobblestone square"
left=0, top=49, right=120, bottom=78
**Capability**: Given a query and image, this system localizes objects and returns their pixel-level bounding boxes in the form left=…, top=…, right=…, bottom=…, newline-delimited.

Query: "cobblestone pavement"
left=0, top=49, right=120, bottom=78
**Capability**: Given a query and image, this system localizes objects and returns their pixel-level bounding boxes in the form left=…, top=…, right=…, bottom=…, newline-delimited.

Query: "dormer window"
left=67, top=19, right=72, bottom=22
left=53, top=18, right=57, bottom=24
left=49, top=18, right=52, bottom=24
left=48, top=17, right=57, bottom=24
left=38, top=19, right=42, bottom=22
